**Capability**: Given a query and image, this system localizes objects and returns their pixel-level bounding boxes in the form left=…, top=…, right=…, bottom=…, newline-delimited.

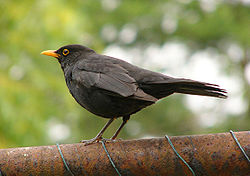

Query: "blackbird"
left=41, top=44, right=227, bottom=145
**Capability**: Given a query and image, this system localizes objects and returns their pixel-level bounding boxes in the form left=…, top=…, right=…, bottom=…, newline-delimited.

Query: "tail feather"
left=174, top=79, right=227, bottom=98
left=141, top=78, right=227, bottom=99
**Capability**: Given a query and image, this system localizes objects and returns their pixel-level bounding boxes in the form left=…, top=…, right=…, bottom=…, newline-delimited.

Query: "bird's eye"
left=62, top=49, right=69, bottom=56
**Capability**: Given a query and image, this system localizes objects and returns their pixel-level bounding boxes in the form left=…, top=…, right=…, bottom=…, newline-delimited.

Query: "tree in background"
left=0, top=0, right=249, bottom=148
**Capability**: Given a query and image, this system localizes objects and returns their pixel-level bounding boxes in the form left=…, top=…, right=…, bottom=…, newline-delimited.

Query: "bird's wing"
left=72, top=60, right=157, bottom=102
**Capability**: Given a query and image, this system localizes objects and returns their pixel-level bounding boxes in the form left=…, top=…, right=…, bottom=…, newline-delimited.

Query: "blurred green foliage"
left=0, top=0, right=249, bottom=148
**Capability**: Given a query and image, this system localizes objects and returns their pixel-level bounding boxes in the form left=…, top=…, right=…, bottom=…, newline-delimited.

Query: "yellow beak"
left=40, top=50, right=60, bottom=58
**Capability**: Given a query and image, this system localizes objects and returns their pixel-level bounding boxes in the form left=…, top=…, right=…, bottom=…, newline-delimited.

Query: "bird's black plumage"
left=42, top=44, right=227, bottom=144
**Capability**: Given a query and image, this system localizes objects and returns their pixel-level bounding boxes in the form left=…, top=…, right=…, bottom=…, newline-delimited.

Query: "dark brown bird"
left=41, top=44, right=227, bottom=145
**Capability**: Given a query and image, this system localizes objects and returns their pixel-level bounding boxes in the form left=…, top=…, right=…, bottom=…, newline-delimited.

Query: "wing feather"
left=73, top=61, right=137, bottom=97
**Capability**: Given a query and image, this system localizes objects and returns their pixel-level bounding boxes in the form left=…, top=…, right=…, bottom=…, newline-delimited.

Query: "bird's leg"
left=81, top=118, right=114, bottom=145
left=111, top=115, right=130, bottom=140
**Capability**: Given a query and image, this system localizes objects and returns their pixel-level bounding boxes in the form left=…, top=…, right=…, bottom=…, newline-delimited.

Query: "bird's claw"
left=110, top=138, right=123, bottom=142
left=80, top=137, right=123, bottom=146
left=100, top=138, right=123, bottom=144
left=80, top=136, right=103, bottom=146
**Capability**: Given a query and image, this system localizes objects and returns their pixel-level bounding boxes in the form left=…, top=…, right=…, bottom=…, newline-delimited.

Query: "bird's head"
left=41, top=44, right=95, bottom=67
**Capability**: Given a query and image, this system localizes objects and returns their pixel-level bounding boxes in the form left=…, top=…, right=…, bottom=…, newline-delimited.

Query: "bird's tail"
left=142, top=78, right=227, bottom=99
left=172, top=78, right=227, bottom=98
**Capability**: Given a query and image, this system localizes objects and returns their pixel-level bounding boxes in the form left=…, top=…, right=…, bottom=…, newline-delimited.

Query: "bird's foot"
left=80, top=137, right=123, bottom=146
left=111, top=137, right=123, bottom=141
left=80, top=136, right=103, bottom=146
left=102, top=138, right=122, bottom=143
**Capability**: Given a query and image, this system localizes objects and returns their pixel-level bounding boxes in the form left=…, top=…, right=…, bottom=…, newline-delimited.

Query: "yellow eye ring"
left=62, top=49, right=69, bottom=56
